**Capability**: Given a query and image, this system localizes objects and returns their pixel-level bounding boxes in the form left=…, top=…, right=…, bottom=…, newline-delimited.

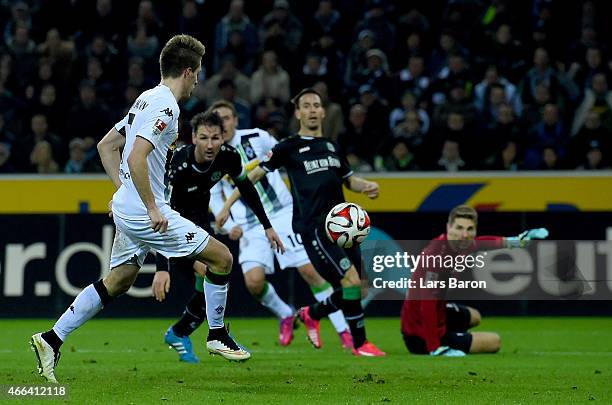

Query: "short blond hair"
left=448, top=204, right=478, bottom=226
left=159, top=34, right=205, bottom=79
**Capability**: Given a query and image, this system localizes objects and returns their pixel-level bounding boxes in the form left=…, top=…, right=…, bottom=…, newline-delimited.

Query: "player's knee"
left=468, top=307, right=481, bottom=327
left=246, top=279, right=264, bottom=297
left=216, top=245, right=233, bottom=274
left=490, top=333, right=501, bottom=353
left=104, top=274, right=132, bottom=296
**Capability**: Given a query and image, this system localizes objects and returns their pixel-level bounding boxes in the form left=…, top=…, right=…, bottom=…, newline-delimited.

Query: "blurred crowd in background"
left=0, top=0, right=611, bottom=174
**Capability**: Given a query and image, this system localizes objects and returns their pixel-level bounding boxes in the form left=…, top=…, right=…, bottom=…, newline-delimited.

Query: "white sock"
left=313, top=285, right=349, bottom=333
left=53, top=284, right=103, bottom=341
left=258, top=282, right=293, bottom=319
left=204, top=278, right=228, bottom=329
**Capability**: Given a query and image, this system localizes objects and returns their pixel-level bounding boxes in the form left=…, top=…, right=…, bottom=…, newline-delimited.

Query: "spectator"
left=392, top=111, right=424, bottom=149
left=33, top=84, right=64, bottom=135
left=397, top=54, right=430, bottom=105
left=357, top=84, right=390, bottom=141
left=37, top=28, right=76, bottom=83
left=178, top=0, right=205, bottom=41
left=354, top=0, right=395, bottom=54
left=3, top=2, right=32, bottom=46
left=307, top=0, right=345, bottom=48
left=524, top=103, right=568, bottom=169
left=204, top=56, right=251, bottom=104
left=127, top=23, right=159, bottom=62
left=474, top=66, right=522, bottom=117
left=572, top=73, right=612, bottom=135
left=479, top=24, right=526, bottom=82
left=0, top=142, right=15, bottom=173
left=355, top=48, right=394, bottom=104
left=214, top=0, right=258, bottom=71
left=383, top=138, right=419, bottom=171
left=576, top=140, right=610, bottom=170
left=338, top=104, right=376, bottom=171
left=0, top=114, right=16, bottom=144
left=345, top=29, right=376, bottom=87
left=68, top=81, right=112, bottom=143
left=435, top=138, right=467, bottom=171
left=259, top=0, right=303, bottom=67
left=5, top=24, right=37, bottom=86
left=217, top=29, right=255, bottom=75
left=429, top=30, right=462, bottom=77
left=30, top=140, right=59, bottom=174
left=568, top=47, right=611, bottom=94
left=13, top=114, right=64, bottom=172
left=522, top=83, right=552, bottom=131
left=432, top=52, right=474, bottom=106
left=217, top=79, right=251, bottom=129
left=389, top=91, right=429, bottom=134
left=250, top=50, right=290, bottom=105
left=298, top=52, right=328, bottom=89
left=433, top=81, right=477, bottom=128
left=486, top=140, right=522, bottom=171
left=538, top=146, right=563, bottom=170
left=83, top=35, right=120, bottom=81
left=64, top=138, right=101, bottom=173
left=131, top=0, right=164, bottom=40
left=521, top=47, right=578, bottom=105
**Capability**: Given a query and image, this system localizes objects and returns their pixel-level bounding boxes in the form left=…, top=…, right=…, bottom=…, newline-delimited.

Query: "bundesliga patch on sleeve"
left=153, top=119, right=167, bottom=135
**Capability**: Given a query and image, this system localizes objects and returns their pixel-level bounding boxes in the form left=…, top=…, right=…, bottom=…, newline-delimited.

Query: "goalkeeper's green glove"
left=430, top=346, right=466, bottom=357
left=506, top=228, right=549, bottom=248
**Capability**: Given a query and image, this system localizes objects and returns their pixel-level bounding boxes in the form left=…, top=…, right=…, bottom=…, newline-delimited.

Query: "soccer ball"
left=325, top=202, right=371, bottom=248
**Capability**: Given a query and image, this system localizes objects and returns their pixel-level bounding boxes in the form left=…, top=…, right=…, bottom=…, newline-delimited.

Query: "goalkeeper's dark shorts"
left=403, top=303, right=473, bottom=354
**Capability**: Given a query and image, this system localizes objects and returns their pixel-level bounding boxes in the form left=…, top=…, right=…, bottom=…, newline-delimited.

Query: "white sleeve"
left=114, top=114, right=129, bottom=134
left=209, top=181, right=237, bottom=233
left=259, top=129, right=278, bottom=154
left=133, top=109, right=176, bottom=149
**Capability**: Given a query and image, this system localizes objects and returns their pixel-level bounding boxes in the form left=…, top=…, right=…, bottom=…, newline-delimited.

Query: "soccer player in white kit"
left=209, top=100, right=352, bottom=349
left=30, top=35, right=283, bottom=383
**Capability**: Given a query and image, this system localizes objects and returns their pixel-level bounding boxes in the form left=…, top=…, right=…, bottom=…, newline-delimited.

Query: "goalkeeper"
left=400, top=205, right=549, bottom=357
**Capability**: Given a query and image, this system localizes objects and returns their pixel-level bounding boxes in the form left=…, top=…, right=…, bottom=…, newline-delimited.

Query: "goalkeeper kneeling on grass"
left=400, top=204, right=549, bottom=357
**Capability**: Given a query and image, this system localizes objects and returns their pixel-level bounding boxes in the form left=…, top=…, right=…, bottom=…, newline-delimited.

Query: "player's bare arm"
left=97, top=127, right=126, bottom=190
left=128, top=136, right=168, bottom=233
left=345, top=175, right=379, bottom=199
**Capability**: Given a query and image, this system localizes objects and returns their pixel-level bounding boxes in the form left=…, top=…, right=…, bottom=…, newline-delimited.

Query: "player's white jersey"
left=112, top=84, right=180, bottom=219
left=210, top=128, right=293, bottom=230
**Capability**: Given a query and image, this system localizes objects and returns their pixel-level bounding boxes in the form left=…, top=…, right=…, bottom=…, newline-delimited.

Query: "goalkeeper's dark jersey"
left=259, top=135, right=353, bottom=234
left=166, top=143, right=271, bottom=229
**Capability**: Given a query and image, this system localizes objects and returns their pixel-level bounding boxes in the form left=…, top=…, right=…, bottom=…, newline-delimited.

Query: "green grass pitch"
left=1, top=317, right=611, bottom=404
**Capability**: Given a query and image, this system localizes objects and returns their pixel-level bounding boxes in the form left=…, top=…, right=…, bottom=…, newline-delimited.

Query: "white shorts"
left=110, top=208, right=210, bottom=269
left=239, top=210, right=310, bottom=274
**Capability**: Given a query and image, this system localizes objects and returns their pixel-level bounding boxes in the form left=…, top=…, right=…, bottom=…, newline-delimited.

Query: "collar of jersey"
left=298, top=135, right=315, bottom=140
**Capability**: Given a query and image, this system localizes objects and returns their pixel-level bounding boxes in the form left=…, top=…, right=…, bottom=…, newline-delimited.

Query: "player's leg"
left=32, top=225, right=146, bottom=383
left=192, top=236, right=250, bottom=361
left=239, top=228, right=294, bottom=345
left=297, top=263, right=352, bottom=350
left=469, top=332, right=501, bottom=353
left=162, top=257, right=205, bottom=363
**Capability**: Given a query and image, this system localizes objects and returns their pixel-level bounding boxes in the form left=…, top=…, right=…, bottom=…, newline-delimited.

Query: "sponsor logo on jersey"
left=299, top=146, right=311, bottom=153
left=185, top=232, right=196, bottom=242
left=153, top=119, right=167, bottom=135
left=160, top=108, right=173, bottom=118
left=326, top=142, right=335, bottom=152
left=188, top=186, right=198, bottom=192
left=303, top=156, right=341, bottom=174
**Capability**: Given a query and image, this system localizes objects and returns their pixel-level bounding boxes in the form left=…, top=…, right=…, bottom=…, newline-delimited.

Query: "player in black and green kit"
left=152, top=110, right=284, bottom=363
left=218, top=88, right=385, bottom=356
